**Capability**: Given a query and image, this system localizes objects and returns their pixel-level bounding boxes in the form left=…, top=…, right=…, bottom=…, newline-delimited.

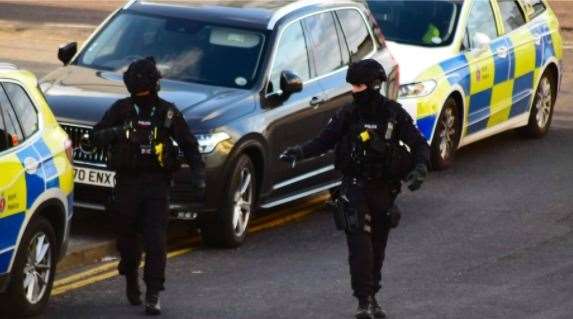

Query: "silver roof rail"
left=123, top=0, right=138, bottom=9
left=0, top=63, right=17, bottom=70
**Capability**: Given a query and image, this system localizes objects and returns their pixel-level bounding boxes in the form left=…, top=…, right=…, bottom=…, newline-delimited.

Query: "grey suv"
left=40, top=0, right=399, bottom=247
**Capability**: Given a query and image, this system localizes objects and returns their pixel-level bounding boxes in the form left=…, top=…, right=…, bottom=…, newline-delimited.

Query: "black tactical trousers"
left=344, top=178, right=394, bottom=301
left=114, top=173, right=169, bottom=292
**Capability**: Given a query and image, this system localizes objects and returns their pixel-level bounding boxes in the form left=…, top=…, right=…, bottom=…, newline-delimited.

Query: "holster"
left=332, top=195, right=362, bottom=232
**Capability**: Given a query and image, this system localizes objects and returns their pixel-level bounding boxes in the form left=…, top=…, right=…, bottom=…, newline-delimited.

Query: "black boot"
left=355, top=298, right=372, bottom=319
left=145, top=291, right=161, bottom=316
left=126, top=274, right=142, bottom=306
left=370, top=296, right=387, bottom=318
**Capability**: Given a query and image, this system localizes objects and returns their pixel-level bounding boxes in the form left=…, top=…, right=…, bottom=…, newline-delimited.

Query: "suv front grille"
left=61, top=124, right=108, bottom=167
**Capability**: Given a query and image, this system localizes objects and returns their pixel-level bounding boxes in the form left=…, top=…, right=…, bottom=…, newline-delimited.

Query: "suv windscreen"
left=75, top=12, right=267, bottom=89
left=367, top=0, right=462, bottom=47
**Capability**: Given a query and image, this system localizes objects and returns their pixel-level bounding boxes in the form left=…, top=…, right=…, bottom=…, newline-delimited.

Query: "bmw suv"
left=40, top=0, right=399, bottom=247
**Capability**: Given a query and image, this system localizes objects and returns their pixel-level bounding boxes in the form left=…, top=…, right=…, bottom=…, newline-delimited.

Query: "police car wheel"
left=201, top=155, right=256, bottom=248
left=430, top=97, right=460, bottom=170
left=519, top=72, right=555, bottom=138
left=0, top=217, right=56, bottom=317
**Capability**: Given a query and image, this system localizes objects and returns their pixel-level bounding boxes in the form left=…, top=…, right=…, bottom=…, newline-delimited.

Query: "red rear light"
left=64, top=138, right=73, bottom=163
left=11, top=134, right=19, bottom=146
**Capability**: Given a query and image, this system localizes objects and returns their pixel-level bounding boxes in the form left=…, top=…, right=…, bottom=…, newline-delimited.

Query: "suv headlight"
left=195, top=132, right=231, bottom=154
left=399, top=80, right=437, bottom=98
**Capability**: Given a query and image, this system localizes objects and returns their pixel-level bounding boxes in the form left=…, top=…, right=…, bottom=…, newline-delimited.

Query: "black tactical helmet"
left=123, top=57, right=162, bottom=95
left=346, top=59, right=388, bottom=88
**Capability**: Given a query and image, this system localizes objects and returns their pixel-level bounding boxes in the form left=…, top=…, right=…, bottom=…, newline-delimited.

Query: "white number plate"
left=73, top=167, right=116, bottom=188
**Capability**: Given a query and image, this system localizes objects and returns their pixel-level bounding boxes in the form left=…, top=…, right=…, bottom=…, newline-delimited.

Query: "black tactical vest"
left=335, top=104, right=413, bottom=182
left=107, top=102, right=180, bottom=174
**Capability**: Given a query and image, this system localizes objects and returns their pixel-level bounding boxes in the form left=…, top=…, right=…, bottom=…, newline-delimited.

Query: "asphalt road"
left=40, top=85, right=573, bottom=319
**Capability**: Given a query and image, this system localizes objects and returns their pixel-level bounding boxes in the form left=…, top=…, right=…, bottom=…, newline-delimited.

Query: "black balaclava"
left=346, top=59, right=388, bottom=108
left=123, top=57, right=162, bottom=111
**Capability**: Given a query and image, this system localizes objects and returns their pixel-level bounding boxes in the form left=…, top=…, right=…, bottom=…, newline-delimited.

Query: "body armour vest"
left=335, top=104, right=413, bottom=182
left=107, top=103, right=180, bottom=175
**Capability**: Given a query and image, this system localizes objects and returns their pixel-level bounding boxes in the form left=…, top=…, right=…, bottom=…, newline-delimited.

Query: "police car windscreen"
left=367, top=0, right=462, bottom=47
left=75, top=12, right=266, bottom=89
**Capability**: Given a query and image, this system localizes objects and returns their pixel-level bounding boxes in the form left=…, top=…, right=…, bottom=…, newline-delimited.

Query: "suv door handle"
left=310, top=96, right=324, bottom=108
left=496, top=47, right=509, bottom=58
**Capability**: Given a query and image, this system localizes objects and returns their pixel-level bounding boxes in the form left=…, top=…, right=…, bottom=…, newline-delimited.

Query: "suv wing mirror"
left=280, top=70, right=303, bottom=95
left=58, top=42, right=78, bottom=65
left=473, top=32, right=491, bottom=52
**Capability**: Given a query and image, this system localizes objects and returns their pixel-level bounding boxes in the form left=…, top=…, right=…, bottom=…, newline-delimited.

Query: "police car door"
left=463, top=0, right=510, bottom=135
left=494, top=0, right=537, bottom=119
left=0, top=83, right=27, bottom=277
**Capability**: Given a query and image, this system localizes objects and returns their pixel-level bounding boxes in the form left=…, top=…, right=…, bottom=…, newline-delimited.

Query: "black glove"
left=279, top=146, right=304, bottom=167
left=406, top=164, right=428, bottom=192
left=93, top=122, right=133, bottom=145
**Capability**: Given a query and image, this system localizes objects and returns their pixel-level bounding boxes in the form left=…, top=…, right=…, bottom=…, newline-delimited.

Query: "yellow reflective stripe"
left=465, top=50, right=495, bottom=95
left=509, top=31, right=537, bottom=78
left=487, top=80, right=514, bottom=127
left=547, top=15, right=563, bottom=60
left=0, top=153, right=27, bottom=218
left=415, top=66, right=451, bottom=119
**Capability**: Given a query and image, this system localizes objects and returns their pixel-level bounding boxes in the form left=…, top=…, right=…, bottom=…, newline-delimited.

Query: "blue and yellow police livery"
left=0, top=64, right=74, bottom=317
left=368, top=0, right=563, bottom=169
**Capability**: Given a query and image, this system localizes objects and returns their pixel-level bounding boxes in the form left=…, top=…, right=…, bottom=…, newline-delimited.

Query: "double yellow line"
left=52, top=194, right=329, bottom=296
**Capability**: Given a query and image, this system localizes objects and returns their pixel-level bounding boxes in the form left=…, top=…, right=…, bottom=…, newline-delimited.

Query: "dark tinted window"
left=336, top=9, right=374, bottom=62
left=531, top=0, right=547, bottom=17
left=0, top=85, right=24, bottom=151
left=465, top=0, right=499, bottom=49
left=2, top=83, right=38, bottom=138
left=76, top=12, right=266, bottom=89
left=499, top=0, right=527, bottom=33
left=303, top=12, right=344, bottom=76
left=269, top=21, right=310, bottom=93
left=367, top=0, right=462, bottom=47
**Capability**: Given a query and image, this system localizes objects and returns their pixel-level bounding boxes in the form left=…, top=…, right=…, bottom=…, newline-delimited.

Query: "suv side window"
left=2, top=83, right=38, bottom=138
left=303, top=12, right=344, bottom=76
left=0, top=85, right=24, bottom=151
left=336, top=9, right=374, bottom=62
left=269, top=21, right=311, bottom=93
left=498, top=0, right=527, bottom=33
left=465, top=0, right=499, bottom=49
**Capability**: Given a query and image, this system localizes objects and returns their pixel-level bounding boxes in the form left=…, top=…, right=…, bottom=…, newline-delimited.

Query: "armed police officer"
left=280, top=59, right=430, bottom=319
left=89, top=57, right=205, bottom=315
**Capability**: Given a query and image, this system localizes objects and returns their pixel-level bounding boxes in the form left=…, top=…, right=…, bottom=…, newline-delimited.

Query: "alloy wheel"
left=232, top=167, right=253, bottom=237
left=536, top=77, right=553, bottom=129
left=22, top=232, right=52, bottom=305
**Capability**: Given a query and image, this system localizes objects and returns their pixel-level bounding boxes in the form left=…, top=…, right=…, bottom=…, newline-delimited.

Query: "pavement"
left=0, top=1, right=572, bottom=318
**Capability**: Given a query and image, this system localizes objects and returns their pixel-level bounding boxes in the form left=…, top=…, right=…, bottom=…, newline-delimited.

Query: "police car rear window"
left=2, top=83, right=38, bottom=139
left=527, top=0, right=547, bottom=18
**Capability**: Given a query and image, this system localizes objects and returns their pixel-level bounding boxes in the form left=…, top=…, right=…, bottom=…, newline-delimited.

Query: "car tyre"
left=430, top=97, right=461, bottom=170
left=0, top=216, right=57, bottom=318
left=201, top=155, right=256, bottom=248
left=518, top=72, right=556, bottom=138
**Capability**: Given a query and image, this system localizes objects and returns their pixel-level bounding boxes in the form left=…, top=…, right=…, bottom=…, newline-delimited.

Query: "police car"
left=368, top=0, right=563, bottom=169
left=0, top=64, right=74, bottom=317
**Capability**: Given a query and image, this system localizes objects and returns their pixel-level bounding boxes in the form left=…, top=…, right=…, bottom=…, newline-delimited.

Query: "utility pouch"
left=332, top=194, right=362, bottom=232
